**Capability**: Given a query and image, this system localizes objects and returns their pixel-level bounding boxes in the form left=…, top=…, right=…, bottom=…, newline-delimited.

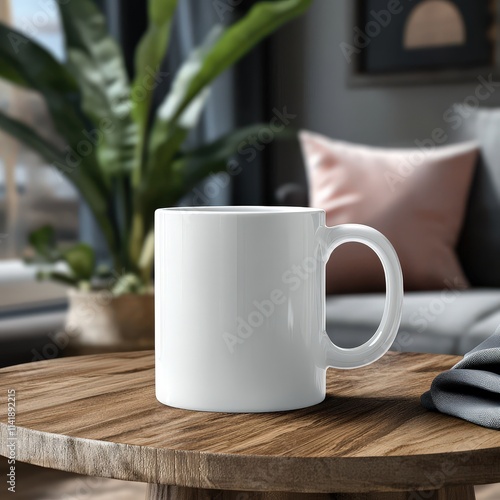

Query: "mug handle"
left=316, top=224, right=404, bottom=369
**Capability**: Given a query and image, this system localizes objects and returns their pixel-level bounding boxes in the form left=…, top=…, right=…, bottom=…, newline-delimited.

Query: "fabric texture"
left=299, top=130, right=479, bottom=294
left=421, top=332, right=500, bottom=429
left=325, top=289, right=500, bottom=355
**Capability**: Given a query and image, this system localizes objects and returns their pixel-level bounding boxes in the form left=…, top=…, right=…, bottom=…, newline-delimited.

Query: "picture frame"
left=346, top=0, right=500, bottom=86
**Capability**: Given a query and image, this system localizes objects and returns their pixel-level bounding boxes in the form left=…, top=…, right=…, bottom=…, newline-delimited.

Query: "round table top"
left=1, top=351, right=499, bottom=494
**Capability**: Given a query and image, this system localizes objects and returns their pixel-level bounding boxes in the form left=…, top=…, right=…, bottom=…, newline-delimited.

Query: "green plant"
left=0, top=0, right=311, bottom=292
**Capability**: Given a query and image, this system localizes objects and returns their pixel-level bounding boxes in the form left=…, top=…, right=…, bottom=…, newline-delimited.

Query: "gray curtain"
left=161, top=0, right=235, bottom=206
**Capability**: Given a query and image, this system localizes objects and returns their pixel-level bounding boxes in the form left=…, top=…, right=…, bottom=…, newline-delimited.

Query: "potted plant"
left=0, top=0, right=311, bottom=351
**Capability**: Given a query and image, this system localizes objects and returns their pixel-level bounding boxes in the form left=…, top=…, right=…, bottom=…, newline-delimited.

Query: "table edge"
left=2, top=423, right=500, bottom=493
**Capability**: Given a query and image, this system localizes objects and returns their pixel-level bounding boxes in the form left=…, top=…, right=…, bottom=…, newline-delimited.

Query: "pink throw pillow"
left=299, top=131, right=478, bottom=293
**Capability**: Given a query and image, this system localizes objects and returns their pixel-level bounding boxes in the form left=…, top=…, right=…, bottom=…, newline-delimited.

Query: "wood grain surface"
left=0, top=351, right=499, bottom=494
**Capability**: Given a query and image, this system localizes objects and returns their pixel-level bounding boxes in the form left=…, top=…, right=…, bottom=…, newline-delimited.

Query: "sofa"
left=279, top=108, right=500, bottom=356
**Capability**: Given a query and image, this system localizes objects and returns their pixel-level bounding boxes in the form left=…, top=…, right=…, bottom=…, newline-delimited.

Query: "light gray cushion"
left=326, top=290, right=500, bottom=356
left=454, top=107, right=500, bottom=287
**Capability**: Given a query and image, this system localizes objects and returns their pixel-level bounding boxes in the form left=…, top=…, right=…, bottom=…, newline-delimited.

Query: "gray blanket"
left=421, top=333, right=500, bottom=429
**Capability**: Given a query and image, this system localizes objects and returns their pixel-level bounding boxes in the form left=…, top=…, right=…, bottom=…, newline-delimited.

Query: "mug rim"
left=156, top=206, right=323, bottom=215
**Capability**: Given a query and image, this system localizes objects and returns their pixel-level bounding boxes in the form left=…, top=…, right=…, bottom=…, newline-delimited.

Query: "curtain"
left=167, top=1, right=269, bottom=206
left=163, top=1, right=235, bottom=206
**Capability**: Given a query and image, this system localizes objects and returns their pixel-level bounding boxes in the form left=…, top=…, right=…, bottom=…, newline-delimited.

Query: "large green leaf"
left=131, top=0, right=178, bottom=186
left=0, top=25, right=78, bottom=95
left=0, top=54, right=29, bottom=88
left=0, top=111, right=119, bottom=261
left=58, top=0, right=137, bottom=180
left=157, top=0, right=312, bottom=127
left=0, top=110, right=100, bottom=198
left=132, top=0, right=177, bottom=125
left=141, top=0, right=311, bottom=226
left=0, top=22, right=107, bottom=194
left=142, top=25, right=224, bottom=200
left=0, top=110, right=65, bottom=166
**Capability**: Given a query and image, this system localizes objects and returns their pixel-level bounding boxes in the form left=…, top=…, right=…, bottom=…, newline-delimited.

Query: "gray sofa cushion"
left=326, top=290, right=500, bottom=356
left=455, top=107, right=500, bottom=287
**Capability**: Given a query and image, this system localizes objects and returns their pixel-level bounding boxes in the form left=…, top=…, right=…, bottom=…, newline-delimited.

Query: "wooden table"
left=1, top=351, right=499, bottom=500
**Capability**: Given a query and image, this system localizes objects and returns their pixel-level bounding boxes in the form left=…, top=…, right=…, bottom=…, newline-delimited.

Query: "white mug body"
left=155, top=207, right=403, bottom=412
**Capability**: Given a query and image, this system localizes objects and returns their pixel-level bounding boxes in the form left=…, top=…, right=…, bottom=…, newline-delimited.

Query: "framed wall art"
left=347, top=0, right=500, bottom=86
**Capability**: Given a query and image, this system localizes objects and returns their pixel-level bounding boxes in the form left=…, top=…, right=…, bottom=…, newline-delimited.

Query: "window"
left=0, top=0, right=79, bottom=260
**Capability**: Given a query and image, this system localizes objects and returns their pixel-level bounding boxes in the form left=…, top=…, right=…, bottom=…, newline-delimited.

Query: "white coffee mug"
left=155, top=206, right=403, bottom=412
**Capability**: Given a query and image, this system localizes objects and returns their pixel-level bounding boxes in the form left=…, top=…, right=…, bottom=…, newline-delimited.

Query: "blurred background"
left=3, top=0, right=500, bottom=365
left=1, top=0, right=499, bottom=355
left=0, top=0, right=500, bottom=499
